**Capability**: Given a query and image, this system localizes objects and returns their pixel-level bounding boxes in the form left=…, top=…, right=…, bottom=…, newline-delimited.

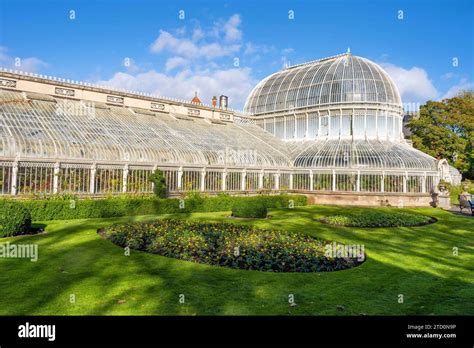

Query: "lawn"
left=0, top=205, right=472, bottom=315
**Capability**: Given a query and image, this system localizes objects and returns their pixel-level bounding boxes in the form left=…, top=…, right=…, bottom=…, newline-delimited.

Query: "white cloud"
left=149, top=14, right=244, bottom=61
left=381, top=63, right=438, bottom=103
left=0, top=46, right=47, bottom=72
left=150, top=31, right=197, bottom=56
left=122, top=57, right=142, bottom=74
left=243, top=42, right=258, bottom=55
left=165, top=56, right=189, bottom=71
left=200, top=43, right=240, bottom=59
left=441, top=78, right=474, bottom=99
left=98, top=14, right=273, bottom=109
left=150, top=30, right=240, bottom=59
left=192, top=27, right=205, bottom=41
left=14, top=57, right=47, bottom=72
left=222, top=14, right=242, bottom=42
left=96, top=67, right=255, bottom=109
left=243, top=42, right=274, bottom=56
left=175, top=27, right=186, bottom=36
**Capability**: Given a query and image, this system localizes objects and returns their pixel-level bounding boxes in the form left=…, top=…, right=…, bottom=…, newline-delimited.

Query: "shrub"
left=320, top=210, right=433, bottom=228
left=183, top=191, right=206, bottom=211
left=0, top=203, right=32, bottom=237
left=0, top=194, right=307, bottom=221
left=148, top=169, right=167, bottom=198
left=231, top=198, right=267, bottom=218
left=102, top=220, right=362, bottom=272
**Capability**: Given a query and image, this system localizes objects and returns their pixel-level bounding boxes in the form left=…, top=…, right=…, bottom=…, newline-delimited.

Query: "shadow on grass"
left=0, top=206, right=472, bottom=315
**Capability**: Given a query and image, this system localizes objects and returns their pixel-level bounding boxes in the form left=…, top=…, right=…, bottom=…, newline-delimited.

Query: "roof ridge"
left=285, top=52, right=350, bottom=70
left=0, top=67, right=250, bottom=114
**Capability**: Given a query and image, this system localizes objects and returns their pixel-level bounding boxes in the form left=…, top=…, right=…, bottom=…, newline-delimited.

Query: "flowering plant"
left=103, top=220, right=361, bottom=272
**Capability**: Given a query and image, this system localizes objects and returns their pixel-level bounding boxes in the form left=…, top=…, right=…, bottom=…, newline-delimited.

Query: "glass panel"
left=366, top=114, right=376, bottom=138
left=341, top=115, right=352, bottom=136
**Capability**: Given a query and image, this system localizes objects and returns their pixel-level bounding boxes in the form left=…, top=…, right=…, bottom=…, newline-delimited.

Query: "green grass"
left=0, top=205, right=473, bottom=315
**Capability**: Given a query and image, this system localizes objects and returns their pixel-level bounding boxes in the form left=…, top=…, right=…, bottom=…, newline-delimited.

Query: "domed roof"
left=244, top=53, right=402, bottom=115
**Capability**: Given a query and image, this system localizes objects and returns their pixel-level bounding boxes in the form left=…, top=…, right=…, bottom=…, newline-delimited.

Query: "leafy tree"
left=408, top=91, right=474, bottom=179
left=149, top=169, right=167, bottom=198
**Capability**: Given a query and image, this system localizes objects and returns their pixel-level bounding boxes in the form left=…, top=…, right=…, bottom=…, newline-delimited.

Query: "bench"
left=459, top=194, right=474, bottom=215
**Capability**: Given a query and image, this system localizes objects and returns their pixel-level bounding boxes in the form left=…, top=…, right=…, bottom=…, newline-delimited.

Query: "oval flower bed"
left=319, top=210, right=435, bottom=228
left=100, top=220, right=363, bottom=272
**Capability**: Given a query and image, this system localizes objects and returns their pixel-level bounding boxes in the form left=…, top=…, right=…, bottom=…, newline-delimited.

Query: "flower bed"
left=320, top=210, right=434, bottom=228
left=100, top=220, right=362, bottom=272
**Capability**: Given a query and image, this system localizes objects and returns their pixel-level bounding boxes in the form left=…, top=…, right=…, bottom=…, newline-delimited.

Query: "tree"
left=149, top=169, right=167, bottom=198
left=408, top=91, right=474, bottom=179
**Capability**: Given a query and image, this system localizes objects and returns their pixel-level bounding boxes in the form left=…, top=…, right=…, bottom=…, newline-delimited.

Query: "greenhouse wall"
left=0, top=161, right=439, bottom=197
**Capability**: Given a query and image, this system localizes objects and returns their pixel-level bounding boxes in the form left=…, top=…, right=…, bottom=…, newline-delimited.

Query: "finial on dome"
left=347, top=47, right=351, bottom=54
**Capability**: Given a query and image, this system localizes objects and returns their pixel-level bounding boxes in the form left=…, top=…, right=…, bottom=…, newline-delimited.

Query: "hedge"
left=320, top=210, right=434, bottom=227
left=0, top=194, right=307, bottom=221
left=0, top=202, right=32, bottom=237
left=231, top=197, right=268, bottom=218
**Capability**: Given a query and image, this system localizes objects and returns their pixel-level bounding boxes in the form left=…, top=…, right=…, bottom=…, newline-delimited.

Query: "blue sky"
left=0, top=0, right=472, bottom=109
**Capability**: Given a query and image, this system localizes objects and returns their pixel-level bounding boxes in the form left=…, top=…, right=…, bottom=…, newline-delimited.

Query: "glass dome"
left=244, top=53, right=402, bottom=115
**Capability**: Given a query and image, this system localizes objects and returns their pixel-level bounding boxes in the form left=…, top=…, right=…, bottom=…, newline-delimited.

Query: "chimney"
left=219, top=95, right=228, bottom=110
left=212, top=96, right=217, bottom=108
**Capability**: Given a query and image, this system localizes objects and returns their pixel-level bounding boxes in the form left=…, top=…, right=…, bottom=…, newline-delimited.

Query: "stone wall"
left=303, top=192, right=434, bottom=208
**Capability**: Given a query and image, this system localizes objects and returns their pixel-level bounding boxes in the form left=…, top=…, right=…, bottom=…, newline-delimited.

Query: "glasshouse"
left=0, top=52, right=457, bottom=205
